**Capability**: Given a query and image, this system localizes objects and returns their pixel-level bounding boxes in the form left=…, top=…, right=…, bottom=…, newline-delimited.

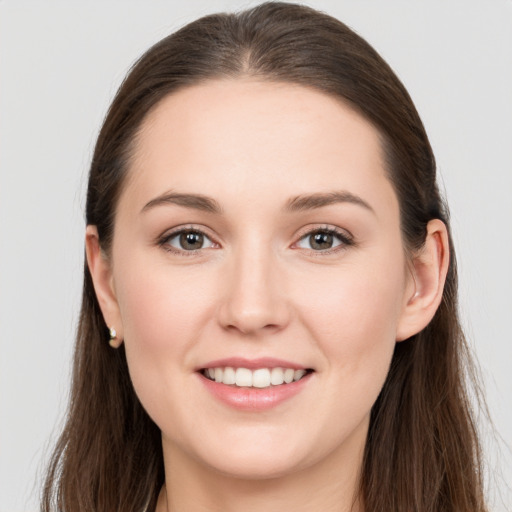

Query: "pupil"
left=180, top=231, right=203, bottom=250
left=311, top=232, right=333, bottom=250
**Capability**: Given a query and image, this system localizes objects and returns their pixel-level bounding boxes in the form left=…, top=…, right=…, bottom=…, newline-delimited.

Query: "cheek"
left=112, top=256, right=219, bottom=408
left=115, top=258, right=214, bottom=351
left=295, top=254, right=406, bottom=384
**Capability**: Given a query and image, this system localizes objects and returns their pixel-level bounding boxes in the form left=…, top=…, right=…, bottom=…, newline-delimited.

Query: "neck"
left=156, top=430, right=366, bottom=512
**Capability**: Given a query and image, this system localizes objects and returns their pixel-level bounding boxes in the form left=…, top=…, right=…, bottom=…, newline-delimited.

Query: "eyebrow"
left=284, top=191, right=375, bottom=215
left=141, top=192, right=224, bottom=214
left=141, top=190, right=374, bottom=215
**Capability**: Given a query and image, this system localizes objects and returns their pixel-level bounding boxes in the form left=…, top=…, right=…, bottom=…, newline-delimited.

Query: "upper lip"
left=197, top=357, right=311, bottom=371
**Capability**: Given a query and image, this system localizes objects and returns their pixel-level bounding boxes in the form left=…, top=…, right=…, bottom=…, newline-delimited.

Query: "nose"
left=217, top=243, right=291, bottom=336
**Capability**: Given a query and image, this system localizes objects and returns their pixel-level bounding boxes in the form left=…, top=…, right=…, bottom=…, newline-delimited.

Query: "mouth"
left=200, top=366, right=314, bottom=389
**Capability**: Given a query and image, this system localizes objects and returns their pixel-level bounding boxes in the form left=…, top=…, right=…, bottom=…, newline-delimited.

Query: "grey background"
left=1, top=1, right=511, bottom=510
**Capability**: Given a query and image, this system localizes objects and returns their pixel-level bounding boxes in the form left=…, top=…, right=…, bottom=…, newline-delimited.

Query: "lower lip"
left=198, top=372, right=312, bottom=411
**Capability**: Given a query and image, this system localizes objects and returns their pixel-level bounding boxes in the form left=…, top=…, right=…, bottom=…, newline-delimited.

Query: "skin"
left=86, top=79, right=449, bottom=512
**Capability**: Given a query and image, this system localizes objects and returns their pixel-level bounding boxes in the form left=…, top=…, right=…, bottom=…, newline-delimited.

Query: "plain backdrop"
left=1, top=1, right=511, bottom=511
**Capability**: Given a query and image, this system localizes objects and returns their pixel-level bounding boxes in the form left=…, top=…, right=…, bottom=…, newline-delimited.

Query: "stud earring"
left=109, top=327, right=122, bottom=348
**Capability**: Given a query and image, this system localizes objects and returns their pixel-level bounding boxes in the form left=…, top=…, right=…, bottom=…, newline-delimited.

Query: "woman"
left=42, top=2, right=487, bottom=511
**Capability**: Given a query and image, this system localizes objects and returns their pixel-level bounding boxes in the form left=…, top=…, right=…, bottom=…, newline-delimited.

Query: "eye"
left=295, top=227, right=353, bottom=252
left=160, top=228, right=216, bottom=254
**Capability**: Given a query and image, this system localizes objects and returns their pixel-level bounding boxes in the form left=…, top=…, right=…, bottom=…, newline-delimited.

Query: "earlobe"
left=85, top=225, right=124, bottom=347
left=396, top=219, right=450, bottom=342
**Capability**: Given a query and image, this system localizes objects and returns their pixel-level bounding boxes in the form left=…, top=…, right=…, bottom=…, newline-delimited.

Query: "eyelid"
left=157, top=223, right=354, bottom=257
left=157, top=225, right=219, bottom=256
left=292, top=224, right=354, bottom=254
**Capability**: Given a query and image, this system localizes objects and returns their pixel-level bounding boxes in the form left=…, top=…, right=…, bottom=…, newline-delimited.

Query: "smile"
left=201, top=367, right=312, bottom=388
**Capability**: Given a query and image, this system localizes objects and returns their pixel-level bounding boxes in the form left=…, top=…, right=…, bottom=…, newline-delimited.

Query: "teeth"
left=252, top=368, right=271, bottom=388
left=270, top=367, right=284, bottom=385
left=203, top=366, right=309, bottom=388
left=235, top=368, right=252, bottom=387
left=293, top=369, right=306, bottom=381
left=283, top=368, right=294, bottom=384
left=223, top=366, right=236, bottom=385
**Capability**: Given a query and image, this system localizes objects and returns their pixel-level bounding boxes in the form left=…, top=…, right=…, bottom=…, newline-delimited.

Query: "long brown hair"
left=42, top=3, right=487, bottom=511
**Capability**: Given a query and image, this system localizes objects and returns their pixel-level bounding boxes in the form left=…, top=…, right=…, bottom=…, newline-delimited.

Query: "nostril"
left=223, top=322, right=281, bottom=336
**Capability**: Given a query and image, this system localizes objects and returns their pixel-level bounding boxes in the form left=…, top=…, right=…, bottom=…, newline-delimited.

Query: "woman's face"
left=106, top=80, right=415, bottom=478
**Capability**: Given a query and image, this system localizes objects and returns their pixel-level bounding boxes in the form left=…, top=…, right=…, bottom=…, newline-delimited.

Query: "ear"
left=85, top=225, right=124, bottom=348
left=396, top=219, right=450, bottom=342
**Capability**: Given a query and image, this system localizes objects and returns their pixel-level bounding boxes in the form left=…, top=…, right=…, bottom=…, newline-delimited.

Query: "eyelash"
left=295, top=226, right=355, bottom=256
left=157, top=225, right=355, bottom=257
left=157, top=226, right=218, bottom=257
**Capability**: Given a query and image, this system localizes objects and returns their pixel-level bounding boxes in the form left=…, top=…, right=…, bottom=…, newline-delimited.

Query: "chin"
left=187, top=434, right=311, bottom=481
left=207, top=453, right=305, bottom=481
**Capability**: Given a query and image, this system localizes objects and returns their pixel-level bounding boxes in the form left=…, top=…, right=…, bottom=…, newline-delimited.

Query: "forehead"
left=121, top=79, right=397, bottom=220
